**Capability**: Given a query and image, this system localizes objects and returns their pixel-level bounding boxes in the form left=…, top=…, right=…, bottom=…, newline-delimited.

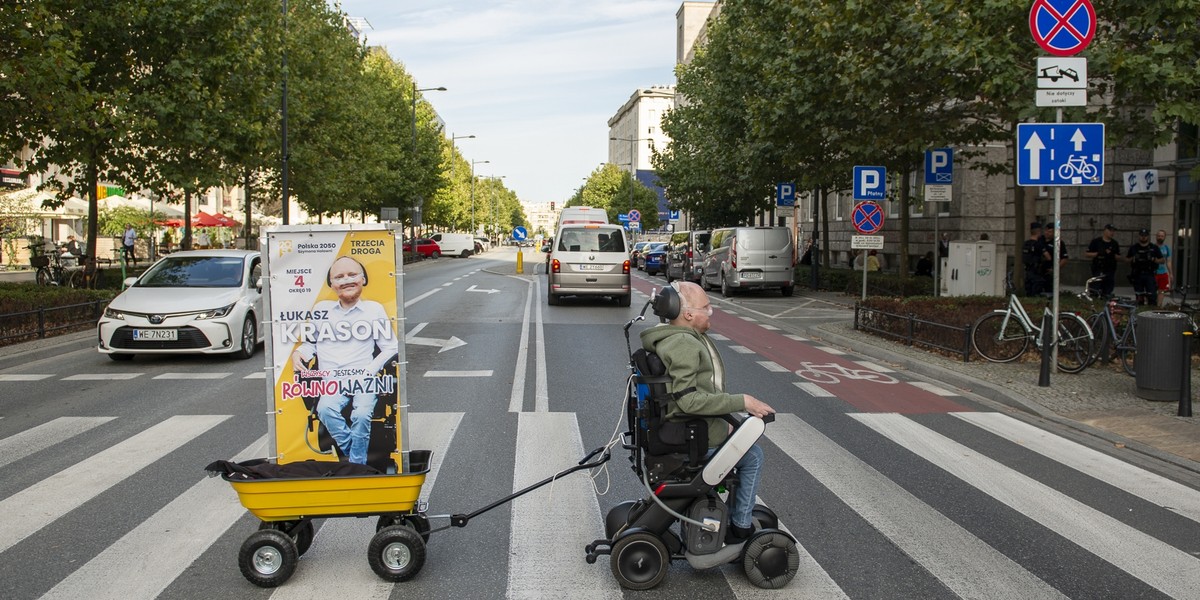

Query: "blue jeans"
left=708, top=444, right=764, bottom=529
left=317, top=392, right=376, bottom=464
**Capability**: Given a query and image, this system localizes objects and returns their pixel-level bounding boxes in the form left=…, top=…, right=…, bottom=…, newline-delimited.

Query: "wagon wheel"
left=402, top=514, right=431, bottom=543
left=258, top=520, right=314, bottom=557
left=368, top=525, right=426, bottom=582
left=238, top=529, right=298, bottom=588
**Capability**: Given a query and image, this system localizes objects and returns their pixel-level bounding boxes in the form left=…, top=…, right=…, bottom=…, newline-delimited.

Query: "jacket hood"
left=640, top=324, right=700, bottom=350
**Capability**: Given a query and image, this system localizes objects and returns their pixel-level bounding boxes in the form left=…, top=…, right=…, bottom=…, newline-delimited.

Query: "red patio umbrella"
left=192, top=211, right=222, bottom=227
left=212, top=212, right=240, bottom=227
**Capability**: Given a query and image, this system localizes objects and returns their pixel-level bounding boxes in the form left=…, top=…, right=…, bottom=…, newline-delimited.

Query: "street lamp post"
left=450, top=133, right=475, bottom=179
left=470, top=159, right=490, bottom=234
left=410, top=83, right=446, bottom=253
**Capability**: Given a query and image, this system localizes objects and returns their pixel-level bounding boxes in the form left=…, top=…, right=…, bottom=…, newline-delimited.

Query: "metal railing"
left=0, top=300, right=105, bottom=346
left=854, top=302, right=972, bottom=362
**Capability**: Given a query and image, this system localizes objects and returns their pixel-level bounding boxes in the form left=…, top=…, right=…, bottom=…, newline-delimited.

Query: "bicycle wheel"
left=971, top=311, right=1030, bottom=363
left=1055, top=314, right=1094, bottom=374
left=1083, top=313, right=1111, bottom=367
left=1120, top=346, right=1136, bottom=377
left=35, top=267, right=49, bottom=286
left=65, top=269, right=82, bottom=289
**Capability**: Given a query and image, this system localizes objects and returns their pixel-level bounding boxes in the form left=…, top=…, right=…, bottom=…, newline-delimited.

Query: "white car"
left=97, top=250, right=264, bottom=361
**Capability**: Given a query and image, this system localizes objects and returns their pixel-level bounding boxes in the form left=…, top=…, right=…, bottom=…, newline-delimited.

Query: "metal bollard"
left=1181, top=330, right=1193, bottom=418
left=1039, top=311, right=1052, bottom=387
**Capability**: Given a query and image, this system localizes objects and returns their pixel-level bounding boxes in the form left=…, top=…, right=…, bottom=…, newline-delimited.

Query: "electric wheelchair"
left=585, top=285, right=799, bottom=590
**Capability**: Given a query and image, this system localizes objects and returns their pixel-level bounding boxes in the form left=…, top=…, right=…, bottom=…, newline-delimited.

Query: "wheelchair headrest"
left=651, top=284, right=682, bottom=322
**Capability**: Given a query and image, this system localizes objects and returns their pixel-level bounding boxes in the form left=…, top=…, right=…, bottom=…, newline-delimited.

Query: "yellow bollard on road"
left=516, top=248, right=524, bottom=274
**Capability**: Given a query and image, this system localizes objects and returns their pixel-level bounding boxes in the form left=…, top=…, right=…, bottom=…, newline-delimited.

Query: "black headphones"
left=326, top=256, right=369, bottom=287
left=651, top=284, right=682, bottom=322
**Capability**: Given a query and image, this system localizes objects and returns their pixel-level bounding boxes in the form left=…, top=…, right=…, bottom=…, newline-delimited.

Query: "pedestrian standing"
left=1084, top=224, right=1120, bottom=297
left=1127, top=228, right=1163, bottom=306
left=938, top=233, right=950, bottom=259
left=1155, top=229, right=1173, bottom=307
left=122, top=224, right=137, bottom=265
left=1022, top=222, right=1047, bottom=296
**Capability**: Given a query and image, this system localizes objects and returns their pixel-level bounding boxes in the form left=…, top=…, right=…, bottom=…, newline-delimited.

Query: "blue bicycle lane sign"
left=1017, top=123, right=1105, bottom=187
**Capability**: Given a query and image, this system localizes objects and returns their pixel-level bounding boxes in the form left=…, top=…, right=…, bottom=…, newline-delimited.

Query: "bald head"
left=670, top=281, right=712, bottom=332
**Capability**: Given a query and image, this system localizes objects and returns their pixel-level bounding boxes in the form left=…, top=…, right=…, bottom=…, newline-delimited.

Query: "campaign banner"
left=263, top=225, right=404, bottom=472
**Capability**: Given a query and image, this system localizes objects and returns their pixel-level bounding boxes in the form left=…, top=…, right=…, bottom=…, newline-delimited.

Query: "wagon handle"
left=446, top=446, right=611, bottom=529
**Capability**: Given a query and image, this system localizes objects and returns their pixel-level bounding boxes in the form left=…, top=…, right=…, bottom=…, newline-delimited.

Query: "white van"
left=429, top=233, right=476, bottom=258
left=556, top=206, right=609, bottom=229
left=701, top=227, right=795, bottom=296
left=547, top=223, right=631, bottom=306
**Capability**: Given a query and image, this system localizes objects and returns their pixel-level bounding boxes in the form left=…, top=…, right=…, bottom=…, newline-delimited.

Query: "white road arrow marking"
left=405, top=322, right=467, bottom=353
left=1024, top=132, right=1045, bottom=180
left=1071, top=128, right=1087, bottom=151
left=466, top=284, right=499, bottom=294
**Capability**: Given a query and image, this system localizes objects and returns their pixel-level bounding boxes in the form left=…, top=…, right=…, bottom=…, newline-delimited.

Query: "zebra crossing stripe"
left=853, top=413, right=1200, bottom=599
left=0, top=415, right=229, bottom=555
left=907, top=381, right=956, bottom=396
left=768, top=414, right=1062, bottom=598
left=63, top=373, right=142, bottom=380
left=954, top=412, right=1200, bottom=524
left=40, top=435, right=268, bottom=600
left=508, top=412, right=620, bottom=599
left=794, top=382, right=835, bottom=398
left=0, top=374, right=53, bottom=381
left=720, top=497, right=847, bottom=599
left=272, top=412, right=464, bottom=599
left=0, top=417, right=115, bottom=470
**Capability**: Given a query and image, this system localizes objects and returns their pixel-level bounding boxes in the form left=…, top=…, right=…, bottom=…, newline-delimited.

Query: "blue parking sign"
left=776, top=182, right=796, bottom=207
left=853, top=166, right=887, bottom=200
left=925, top=148, right=953, bottom=185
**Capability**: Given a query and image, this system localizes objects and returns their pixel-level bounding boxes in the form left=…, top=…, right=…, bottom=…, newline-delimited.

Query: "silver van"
left=701, top=227, right=795, bottom=296
left=547, top=224, right=631, bottom=306
left=665, top=230, right=711, bottom=284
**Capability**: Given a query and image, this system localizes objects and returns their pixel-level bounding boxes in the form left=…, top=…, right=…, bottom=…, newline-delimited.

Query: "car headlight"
left=104, top=307, right=125, bottom=320
left=195, top=303, right=236, bottom=320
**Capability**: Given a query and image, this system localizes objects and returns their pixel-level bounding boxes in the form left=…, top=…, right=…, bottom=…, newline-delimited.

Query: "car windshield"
left=558, top=230, right=627, bottom=253
left=136, top=256, right=245, bottom=288
left=648, top=243, right=667, bottom=253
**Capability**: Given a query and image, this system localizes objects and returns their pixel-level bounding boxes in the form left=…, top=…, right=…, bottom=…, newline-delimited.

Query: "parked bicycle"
left=29, top=245, right=82, bottom=288
left=970, top=292, right=1094, bottom=373
left=1077, top=276, right=1139, bottom=375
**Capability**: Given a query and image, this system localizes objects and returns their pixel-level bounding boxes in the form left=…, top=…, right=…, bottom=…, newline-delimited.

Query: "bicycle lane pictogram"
left=629, top=278, right=970, bottom=414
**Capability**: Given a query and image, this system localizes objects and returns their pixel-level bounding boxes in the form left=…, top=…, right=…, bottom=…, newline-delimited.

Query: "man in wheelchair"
left=640, top=281, right=776, bottom=544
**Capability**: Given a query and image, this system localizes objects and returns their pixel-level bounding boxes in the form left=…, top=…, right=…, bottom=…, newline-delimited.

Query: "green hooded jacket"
left=640, top=324, right=745, bottom=446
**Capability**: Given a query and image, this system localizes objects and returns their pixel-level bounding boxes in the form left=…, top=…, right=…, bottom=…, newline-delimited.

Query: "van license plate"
left=578, top=264, right=606, bottom=271
left=133, top=329, right=178, bottom=341
left=742, top=272, right=762, bottom=279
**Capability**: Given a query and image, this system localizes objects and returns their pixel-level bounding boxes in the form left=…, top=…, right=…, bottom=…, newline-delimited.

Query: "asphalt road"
left=2, top=248, right=1199, bottom=599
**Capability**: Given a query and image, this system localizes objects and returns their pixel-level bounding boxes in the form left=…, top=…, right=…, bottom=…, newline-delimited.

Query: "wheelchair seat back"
left=631, top=348, right=708, bottom=476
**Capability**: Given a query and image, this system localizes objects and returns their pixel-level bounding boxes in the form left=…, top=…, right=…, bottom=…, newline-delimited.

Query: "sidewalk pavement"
left=796, top=288, right=1200, bottom=476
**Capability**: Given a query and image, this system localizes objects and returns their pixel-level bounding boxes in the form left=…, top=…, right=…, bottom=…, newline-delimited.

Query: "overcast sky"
left=333, top=0, right=683, bottom=205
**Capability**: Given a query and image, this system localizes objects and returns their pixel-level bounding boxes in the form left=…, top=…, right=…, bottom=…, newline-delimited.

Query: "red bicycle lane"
left=631, top=278, right=969, bottom=414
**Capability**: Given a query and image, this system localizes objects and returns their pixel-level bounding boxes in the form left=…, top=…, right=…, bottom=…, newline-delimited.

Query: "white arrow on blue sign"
left=1017, top=123, right=1104, bottom=187
left=512, top=226, right=528, bottom=241
left=924, top=148, right=953, bottom=184
left=853, top=166, right=887, bottom=200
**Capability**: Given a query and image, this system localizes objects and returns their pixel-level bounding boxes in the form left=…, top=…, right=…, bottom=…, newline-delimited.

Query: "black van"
left=665, top=230, right=711, bottom=283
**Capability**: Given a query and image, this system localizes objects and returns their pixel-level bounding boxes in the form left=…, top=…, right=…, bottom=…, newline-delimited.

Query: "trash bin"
left=1135, top=311, right=1191, bottom=401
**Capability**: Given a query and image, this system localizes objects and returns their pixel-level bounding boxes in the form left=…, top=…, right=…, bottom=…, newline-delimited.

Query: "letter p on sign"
left=853, top=166, right=887, bottom=200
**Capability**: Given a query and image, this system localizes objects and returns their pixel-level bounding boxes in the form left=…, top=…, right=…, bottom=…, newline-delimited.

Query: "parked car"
left=97, top=250, right=263, bottom=361
left=403, top=239, right=441, bottom=258
left=702, top=226, right=795, bottom=296
left=665, top=230, right=711, bottom=283
left=643, top=243, right=668, bottom=276
left=637, top=242, right=667, bottom=271
left=474, top=237, right=492, bottom=252
left=629, top=241, right=652, bottom=269
left=547, top=223, right=631, bottom=306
